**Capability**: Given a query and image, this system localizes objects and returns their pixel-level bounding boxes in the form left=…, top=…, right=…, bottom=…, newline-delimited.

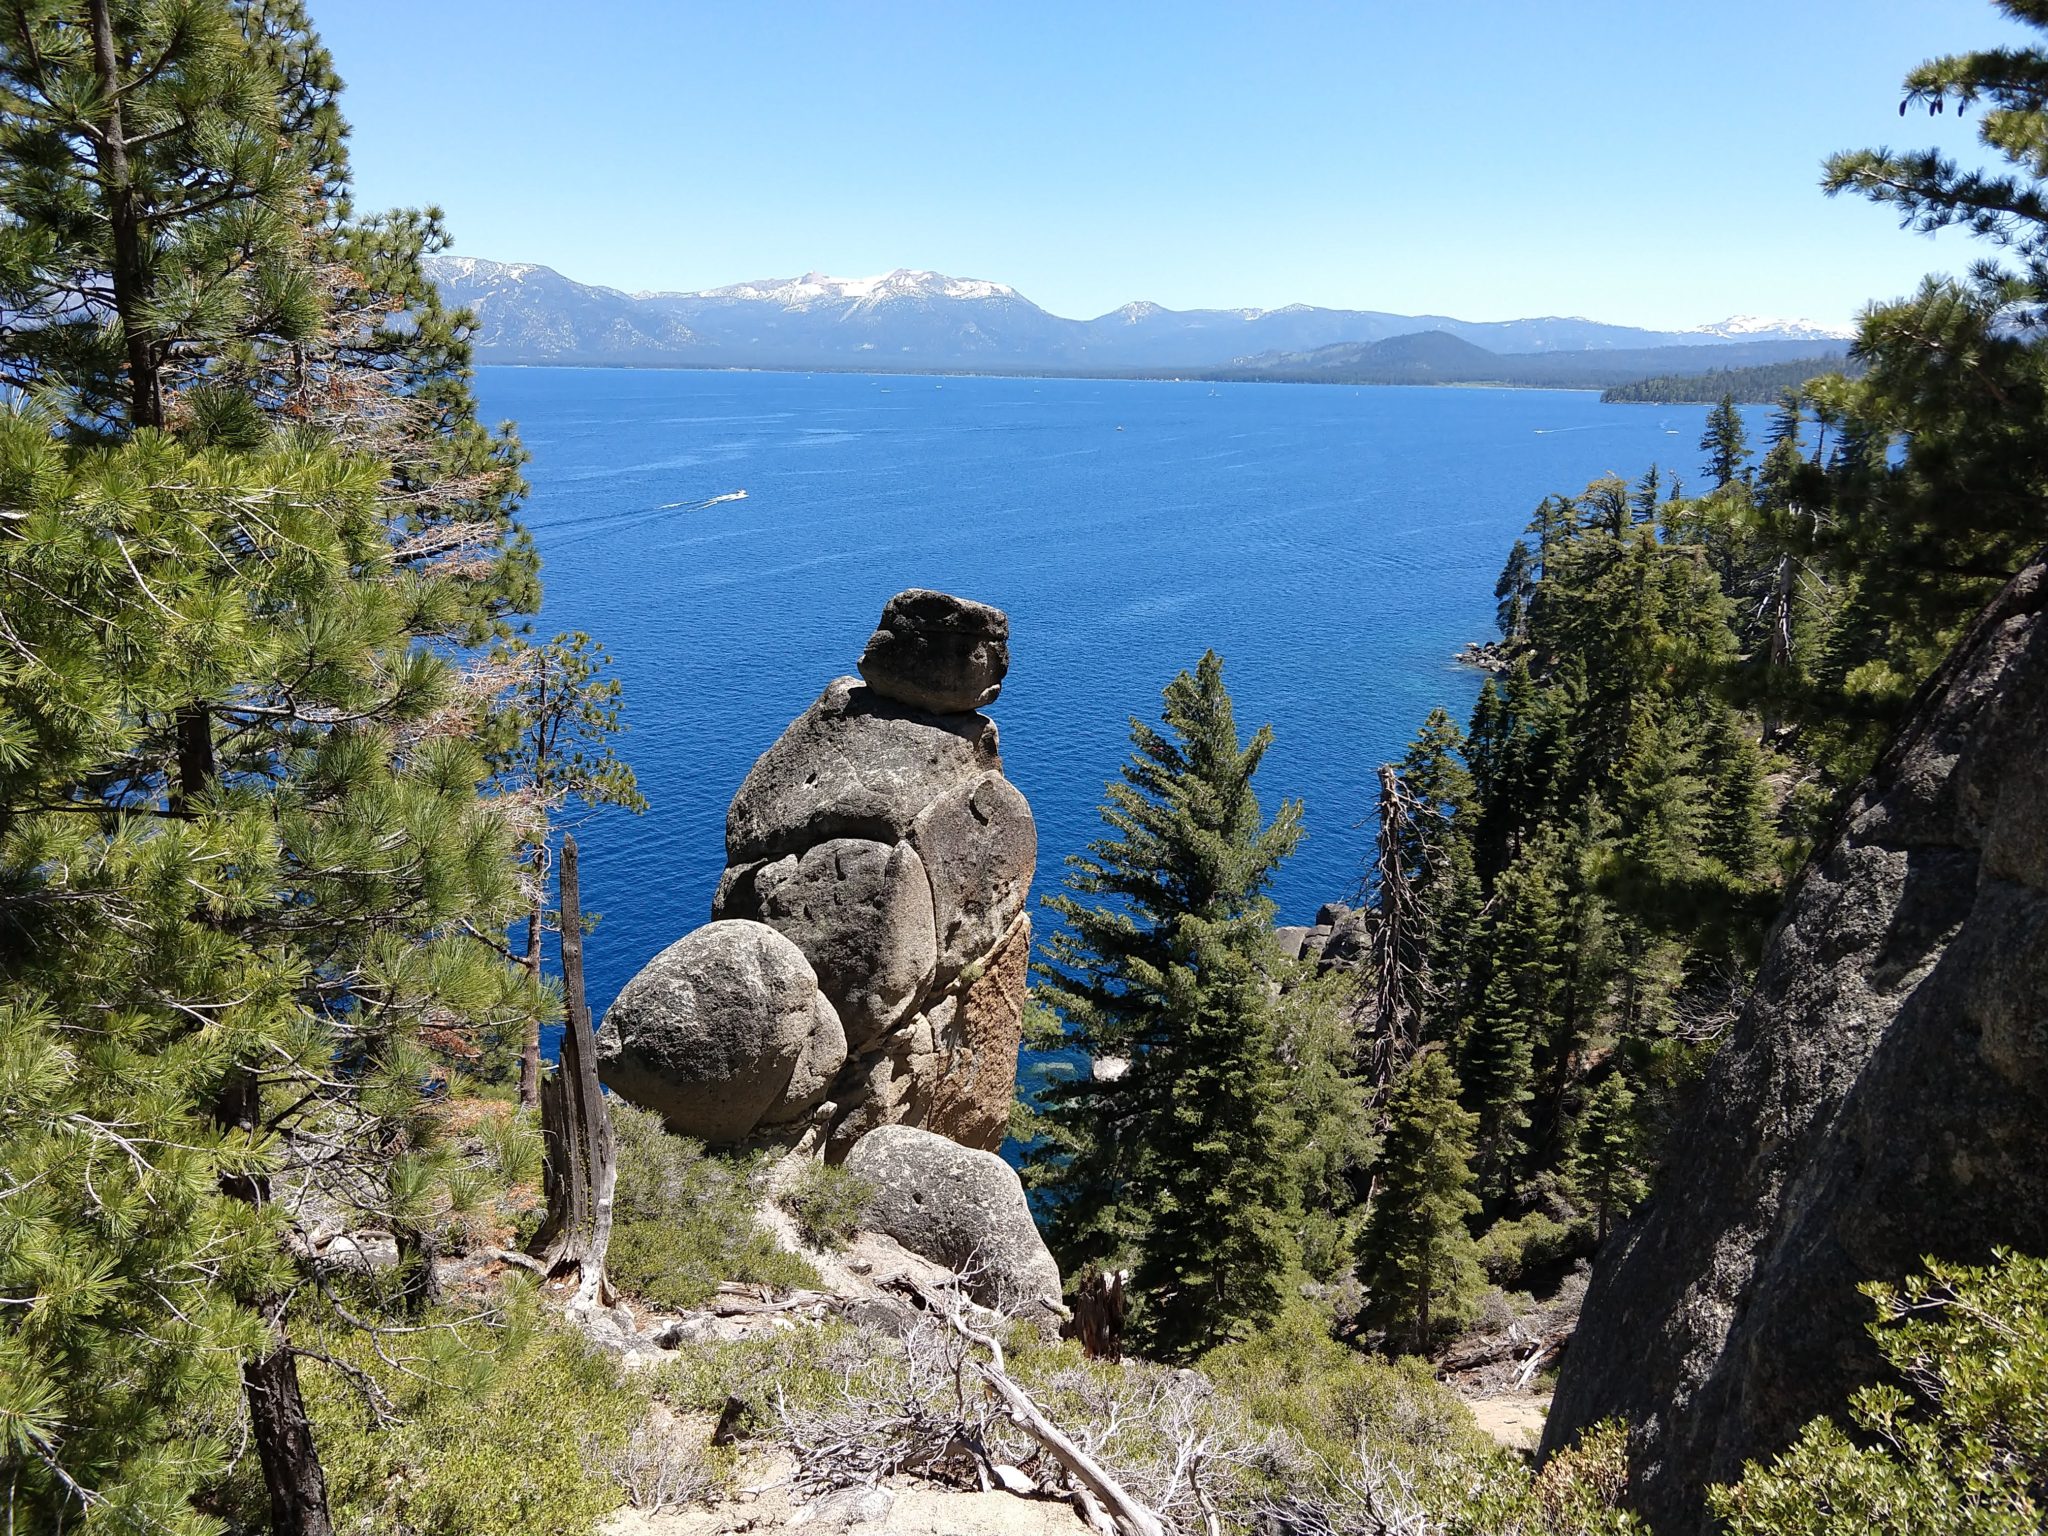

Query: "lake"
left=476, top=366, right=1738, bottom=1021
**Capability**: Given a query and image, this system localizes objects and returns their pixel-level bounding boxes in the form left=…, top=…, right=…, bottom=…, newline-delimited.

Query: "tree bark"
left=518, top=896, right=543, bottom=1108
left=530, top=834, right=616, bottom=1304
left=243, top=1304, right=335, bottom=1536
left=86, top=0, right=162, bottom=430
left=213, top=1069, right=334, bottom=1534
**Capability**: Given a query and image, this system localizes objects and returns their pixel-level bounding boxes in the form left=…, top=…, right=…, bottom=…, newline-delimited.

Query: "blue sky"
left=318, top=1, right=2030, bottom=329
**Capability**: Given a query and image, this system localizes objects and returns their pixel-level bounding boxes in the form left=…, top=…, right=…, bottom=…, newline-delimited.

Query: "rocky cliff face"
left=1540, top=554, right=2048, bottom=1532
left=598, top=590, right=1035, bottom=1161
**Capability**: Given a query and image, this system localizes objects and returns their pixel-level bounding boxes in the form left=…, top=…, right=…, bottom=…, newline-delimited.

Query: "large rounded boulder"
left=596, top=920, right=846, bottom=1144
left=844, top=1124, right=1064, bottom=1329
left=857, top=588, right=1010, bottom=714
left=724, top=677, right=1001, bottom=865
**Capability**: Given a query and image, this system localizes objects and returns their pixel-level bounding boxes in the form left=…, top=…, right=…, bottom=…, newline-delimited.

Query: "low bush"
left=1477, top=1211, right=1592, bottom=1291
left=608, top=1103, right=819, bottom=1308
left=1710, top=1249, right=2048, bottom=1536
left=777, top=1159, right=874, bottom=1250
left=216, top=1282, right=647, bottom=1536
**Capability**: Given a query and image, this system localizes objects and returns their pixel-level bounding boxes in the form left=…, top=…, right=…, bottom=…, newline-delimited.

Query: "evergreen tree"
left=1030, top=652, right=1304, bottom=1356
left=1494, top=538, right=1536, bottom=643
left=1459, top=839, right=1559, bottom=1200
left=1357, top=1048, right=1483, bottom=1355
left=488, top=633, right=647, bottom=1106
left=1570, top=1073, right=1647, bottom=1243
left=0, top=4, right=551, bottom=1527
left=1700, top=394, right=1752, bottom=488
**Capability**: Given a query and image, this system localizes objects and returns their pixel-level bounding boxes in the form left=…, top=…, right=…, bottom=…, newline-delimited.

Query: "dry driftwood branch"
left=915, top=1279, right=1169, bottom=1536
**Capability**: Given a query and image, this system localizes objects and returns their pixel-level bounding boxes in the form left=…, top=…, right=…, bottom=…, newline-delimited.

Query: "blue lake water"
left=476, top=367, right=1740, bottom=1022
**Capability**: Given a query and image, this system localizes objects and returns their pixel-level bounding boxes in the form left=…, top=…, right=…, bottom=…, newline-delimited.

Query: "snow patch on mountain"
left=682, top=269, right=1022, bottom=308
left=1688, top=315, right=1855, bottom=342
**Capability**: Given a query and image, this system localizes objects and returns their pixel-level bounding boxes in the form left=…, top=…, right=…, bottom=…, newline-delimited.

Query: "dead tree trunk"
left=517, top=840, right=554, bottom=1108
left=1364, top=762, right=1428, bottom=1093
left=1065, top=1268, right=1127, bottom=1361
left=530, top=834, right=617, bottom=1304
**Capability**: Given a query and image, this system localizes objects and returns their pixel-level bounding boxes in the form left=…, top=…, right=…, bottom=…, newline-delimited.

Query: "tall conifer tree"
left=0, top=4, right=552, bottom=1527
left=1030, top=652, right=1303, bottom=1356
left=1358, top=1048, right=1483, bottom=1355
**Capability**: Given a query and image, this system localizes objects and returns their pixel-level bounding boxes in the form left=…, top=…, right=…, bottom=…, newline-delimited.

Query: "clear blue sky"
left=317, top=0, right=2030, bottom=329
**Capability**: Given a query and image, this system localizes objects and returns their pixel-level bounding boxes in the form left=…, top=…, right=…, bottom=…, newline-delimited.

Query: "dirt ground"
left=1462, top=1391, right=1551, bottom=1453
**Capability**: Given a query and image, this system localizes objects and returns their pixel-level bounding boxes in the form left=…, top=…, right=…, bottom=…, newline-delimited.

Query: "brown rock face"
left=1540, top=553, right=2048, bottom=1534
left=925, top=912, right=1032, bottom=1152
left=600, top=589, right=1036, bottom=1163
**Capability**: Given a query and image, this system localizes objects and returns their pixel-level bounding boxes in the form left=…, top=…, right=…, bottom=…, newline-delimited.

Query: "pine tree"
left=1459, top=840, right=1558, bottom=1200
left=0, top=5, right=551, bottom=1527
left=1700, top=394, right=1752, bottom=488
left=1701, top=706, right=1777, bottom=888
left=1030, top=651, right=1303, bottom=1356
left=1392, top=708, right=1481, bottom=1045
left=488, top=633, right=647, bottom=1105
left=1494, top=538, right=1536, bottom=643
left=1571, top=1073, right=1647, bottom=1243
left=1357, top=1048, right=1483, bottom=1355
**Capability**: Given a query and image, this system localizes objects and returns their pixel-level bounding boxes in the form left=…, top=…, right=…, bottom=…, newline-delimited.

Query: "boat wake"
left=658, top=489, right=750, bottom=511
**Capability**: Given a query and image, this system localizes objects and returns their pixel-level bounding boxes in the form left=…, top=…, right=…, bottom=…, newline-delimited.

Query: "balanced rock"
left=844, top=1124, right=1064, bottom=1329
left=596, top=920, right=846, bottom=1143
left=716, top=838, right=938, bottom=1052
left=857, top=588, right=1010, bottom=713
left=725, top=677, right=1000, bottom=865
left=1541, top=552, right=2048, bottom=1534
left=603, top=589, right=1034, bottom=1159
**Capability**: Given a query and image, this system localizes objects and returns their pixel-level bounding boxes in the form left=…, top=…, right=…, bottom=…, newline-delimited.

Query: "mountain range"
left=425, top=257, right=1853, bottom=380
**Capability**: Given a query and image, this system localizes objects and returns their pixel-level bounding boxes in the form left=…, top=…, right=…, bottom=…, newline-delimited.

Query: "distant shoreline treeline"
left=1600, top=354, right=1863, bottom=404
left=469, top=344, right=1851, bottom=397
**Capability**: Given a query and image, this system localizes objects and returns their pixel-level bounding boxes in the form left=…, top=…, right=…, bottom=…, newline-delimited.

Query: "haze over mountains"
left=426, top=256, right=1852, bottom=381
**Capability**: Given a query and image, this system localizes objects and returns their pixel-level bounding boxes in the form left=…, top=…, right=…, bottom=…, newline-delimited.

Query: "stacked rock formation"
left=598, top=590, right=1036, bottom=1161
left=1540, top=551, right=2048, bottom=1533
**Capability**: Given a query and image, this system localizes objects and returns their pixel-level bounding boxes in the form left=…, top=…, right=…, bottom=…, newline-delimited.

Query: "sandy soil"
left=1462, top=1391, right=1551, bottom=1453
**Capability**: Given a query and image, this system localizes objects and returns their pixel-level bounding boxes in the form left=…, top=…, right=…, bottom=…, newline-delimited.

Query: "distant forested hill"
left=1600, top=354, right=1863, bottom=403
left=1208, top=336, right=1850, bottom=389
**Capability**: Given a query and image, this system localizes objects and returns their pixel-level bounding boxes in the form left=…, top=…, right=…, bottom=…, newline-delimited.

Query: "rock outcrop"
left=600, top=590, right=1036, bottom=1162
left=1540, top=553, right=2048, bottom=1533
left=844, top=1124, right=1065, bottom=1331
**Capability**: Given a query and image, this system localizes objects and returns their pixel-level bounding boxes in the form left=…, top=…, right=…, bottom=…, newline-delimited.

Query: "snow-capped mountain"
left=665, top=269, right=1023, bottom=308
left=424, top=256, right=1853, bottom=373
left=1689, top=315, right=1857, bottom=342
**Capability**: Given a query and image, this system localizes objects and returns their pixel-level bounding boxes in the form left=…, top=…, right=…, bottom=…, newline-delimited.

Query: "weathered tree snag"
left=1066, top=1267, right=1127, bottom=1361
left=518, top=899, right=544, bottom=1107
left=1364, top=762, right=1426, bottom=1091
left=530, top=834, right=617, bottom=1304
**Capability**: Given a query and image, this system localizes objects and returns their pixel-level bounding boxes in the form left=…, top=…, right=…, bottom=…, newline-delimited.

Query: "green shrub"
left=1710, top=1249, right=2048, bottom=1536
left=1476, top=1212, right=1591, bottom=1290
left=654, top=1321, right=898, bottom=1438
left=608, top=1103, right=818, bottom=1309
left=1200, top=1299, right=1500, bottom=1491
left=218, top=1284, right=646, bottom=1536
left=476, top=1106, right=544, bottom=1189
left=777, top=1159, right=874, bottom=1250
